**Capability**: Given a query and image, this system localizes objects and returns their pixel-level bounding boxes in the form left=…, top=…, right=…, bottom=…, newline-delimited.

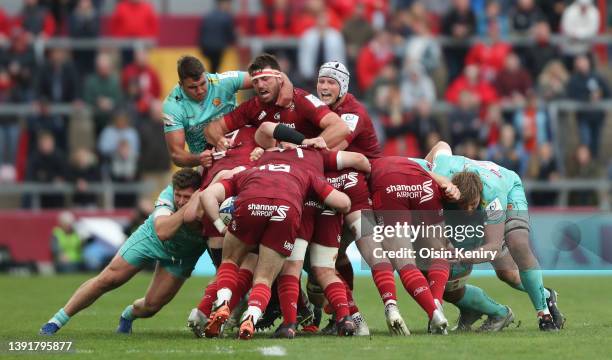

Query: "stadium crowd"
left=0, top=0, right=610, bottom=209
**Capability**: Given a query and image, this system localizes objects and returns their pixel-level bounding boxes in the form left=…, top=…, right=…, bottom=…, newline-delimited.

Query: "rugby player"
left=367, top=156, right=458, bottom=334
left=40, top=169, right=205, bottom=335
left=254, top=123, right=371, bottom=338
left=199, top=146, right=354, bottom=340
left=423, top=141, right=565, bottom=331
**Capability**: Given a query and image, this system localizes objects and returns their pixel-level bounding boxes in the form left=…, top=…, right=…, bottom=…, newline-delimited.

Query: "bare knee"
left=496, top=269, right=521, bottom=287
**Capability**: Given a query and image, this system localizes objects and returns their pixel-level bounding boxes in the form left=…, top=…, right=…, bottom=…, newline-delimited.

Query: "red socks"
left=427, top=259, right=450, bottom=303
left=248, top=283, right=271, bottom=312
left=371, top=262, right=397, bottom=305
left=323, top=281, right=350, bottom=320
left=343, top=280, right=359, bottom=315
left=197, top=280, right=218, bottom=317
left=277, top=275, right=300, bottom=325
left=216, top=262, right=239, bottom=295
left=399, top=264, right=437, bottom=318
left=229, top=268, right=254, bottom=311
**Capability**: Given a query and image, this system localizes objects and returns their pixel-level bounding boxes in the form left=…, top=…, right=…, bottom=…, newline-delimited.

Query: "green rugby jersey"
left=162, top=71, right=246, bottom=153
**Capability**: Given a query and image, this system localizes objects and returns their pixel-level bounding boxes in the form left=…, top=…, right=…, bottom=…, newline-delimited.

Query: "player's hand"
left=215, top=137, right=231, bottom=151
left=250, top=147, right=264, bottom=161
left=199, top=150, right=213, bottom=168
left=275, top=72, right=294, bottom=108
left=440, top=182, right=460, bottom=202
left=302, top=137, right=328, bottom=149
left=280, top=141, right=297, bottom=150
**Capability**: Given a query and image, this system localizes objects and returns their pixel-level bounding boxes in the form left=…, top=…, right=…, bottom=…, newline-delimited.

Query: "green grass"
left=0, top=274, right=610, bottom=359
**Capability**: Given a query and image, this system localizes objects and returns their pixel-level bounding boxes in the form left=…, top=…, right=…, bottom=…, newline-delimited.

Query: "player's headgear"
left=318, top=61, right=350, bottom=98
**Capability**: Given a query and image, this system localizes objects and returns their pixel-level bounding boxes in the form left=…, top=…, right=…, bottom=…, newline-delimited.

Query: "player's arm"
left=428, top=172, right=460, bottom=201
left=456, top=222, right=505, bottom=265
left=255, top=121, right=327, bottom=149
left=204, top=117, right=231, bottom=151
left=311, top=175, right=351, bottom=214
left=153, top=205, right=188, bottom=241
left=200, top=182, right=229, bottom=234
left=336, top=151, right=371, bottom=173
left=425, top=141, right=453, bottom=163
left=182, top=189, right=205, bottom=224
left=165, top=130, right=212, bottom=167
left=319, top=112, right=350, bottom=149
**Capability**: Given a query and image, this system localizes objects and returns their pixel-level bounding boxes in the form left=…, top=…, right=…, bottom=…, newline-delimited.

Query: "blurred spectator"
left=298, top=12, right=346, bottom=87
left=293, top=0, right=343, bottom=35
left=110, top=139, right=139, bottom=207
left=526, top=142, right=560, bottom=206
left=400, top=62, right=436, bottom=112
left=0, top=111, right=19, bottom=168
left=342, top=1, right=374, bottom=88
left=109, top=0, right=159, bottom=39
left=256, top=0, right=298, bottom=36
left=356, top=29, right=394, bottom=92
left=0, top=7, right=11, bottom=44
left=120, top=48, right=161, bottom=115
left=566, top=55, right=610, bottom=158
left=493, top=52, right=532, bottom=108
left=27, top=99, right=69, bottom=153
left=523, top=21, right=560, bottom=80
left=68, top=0, right=101, bottom=76
left=51, top=211, right=84, bottom=273
left=15, top=0, right=56, bottom=38
left=365, top=62, right=399, bottom=116
left=476, top=0, right=509, bottom=38
left=84, top=52, right=123, bottom=135
left=509, top=0, right=543, bottom=35
left=402, top=5, right=441, bottom=76
left=568, top=144, right=601, bottom=206
left=0, top=28, right=37, bottom=102
left=36, top=48, right=79, bottom=103
left=513, top=90, right=550, bottom=154
left=480, top=103, right=503, bottom=146
left=69, top=147, right=101, bottom=207
left=487, top=124, right=525, bottom=174
left=539, top=0, right=567, bottom=32
left=441, top=0, right=476, bottom=82
left=449, top=90, right=480, bottom=148
left=560, top=0, right=600, bottom=69
left=98, top=110, right=140, bottom=162
left=25, top=131, right=68, bottom=208
left=465, top=19, right=511, bottom=81
left=537, top=60, right=569, bottom=100
left=457, top=138, right=484, bottom=160
left=136, top=100, right=171, bottom=196
left=199, top=0, right=236, bottom=74
left=445, top=64, right=498, bottom=111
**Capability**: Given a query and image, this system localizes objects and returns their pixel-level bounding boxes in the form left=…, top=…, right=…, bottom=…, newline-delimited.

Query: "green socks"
left=121, top=305, right=135, bottom=321
left=49, top=308, right=70, bottom=328
left=519, top=269, right=549, bottom=313
left=456, top=285, right=509, bottom=318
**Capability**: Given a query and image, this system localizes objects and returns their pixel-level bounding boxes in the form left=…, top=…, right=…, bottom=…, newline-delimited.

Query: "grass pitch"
left=0, top=274, right=610, bottom=359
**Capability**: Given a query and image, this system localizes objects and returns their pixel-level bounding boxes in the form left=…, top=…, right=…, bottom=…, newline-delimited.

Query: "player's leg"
left=445, top=282, right=513, bottom=332
left=228, top=252, right=257, bottom=311
left=40, top=253, right=141, bottom=335
left=118, top=263, right=186, bottom=333
left=239, top=244, right=286, bottom=340
left=204, top=231, right=253, bottom=338
left=276, top=243, right=306, bottom=331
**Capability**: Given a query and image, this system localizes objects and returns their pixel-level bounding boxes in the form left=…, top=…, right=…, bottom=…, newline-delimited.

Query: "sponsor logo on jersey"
left=162, top=113, right=177, bottom=127
left=486, top=198, right=504, bottom=222
left=326, top=172, right=359, bottom=190
left=280, top=122, right=295, bottom=128
left=270, top=205, right=290, bottom=222
left=340, top=113, right=359, bottom=132
left=274, top=112, right=280, bottom=120
left=385, top=179, right=434, bottom=203
left=213, top=97, right=221, bottom=107
left=218, top=71, right=239, bottom=79
left=305, top=94, right=325, bottom=107
left=283, top=241, right=294, bottom=252
left=258, top=111, right=267, bottom=121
